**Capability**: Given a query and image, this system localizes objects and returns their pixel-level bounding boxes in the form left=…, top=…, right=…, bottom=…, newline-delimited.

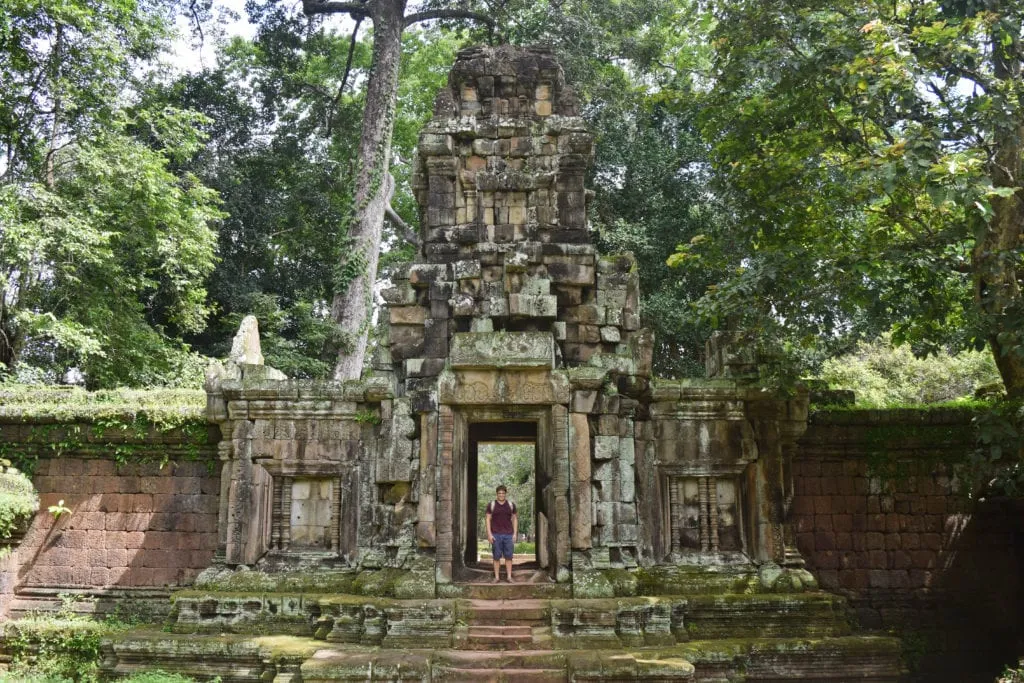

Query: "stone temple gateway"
left=210, top=45, right=808, bottom=585
left=109, top=46, right=902, bottom=680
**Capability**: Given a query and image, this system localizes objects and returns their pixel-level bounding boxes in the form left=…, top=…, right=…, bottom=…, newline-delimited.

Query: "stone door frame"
left=435, top=402, right=572, bottom=584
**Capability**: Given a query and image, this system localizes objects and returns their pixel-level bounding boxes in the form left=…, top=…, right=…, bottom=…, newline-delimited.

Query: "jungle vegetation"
left=1, top=0, right=1019, bottom=420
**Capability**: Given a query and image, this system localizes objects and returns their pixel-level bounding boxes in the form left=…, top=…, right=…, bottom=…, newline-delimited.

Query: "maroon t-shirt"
left=486, top=499, right=516, bottom=535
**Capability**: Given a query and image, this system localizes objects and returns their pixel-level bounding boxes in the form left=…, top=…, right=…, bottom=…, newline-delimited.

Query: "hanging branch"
left=327, top=16, right=364, bottom=137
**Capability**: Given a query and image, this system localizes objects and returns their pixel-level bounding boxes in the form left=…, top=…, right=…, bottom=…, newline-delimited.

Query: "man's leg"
left=500, top=535, right=514, bottom=581
left=492, top=557, right=500, bottom=582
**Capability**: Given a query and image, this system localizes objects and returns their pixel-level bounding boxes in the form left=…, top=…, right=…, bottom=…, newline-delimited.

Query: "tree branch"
left=386, top=205, right=422, bottom=247
left=403, top=9, right=495, bottom=28
left=302, top=0, right=371, bottom=19
left=327, top=16, right=363, bottom=137
left=384, top=171, right=421, bottom=248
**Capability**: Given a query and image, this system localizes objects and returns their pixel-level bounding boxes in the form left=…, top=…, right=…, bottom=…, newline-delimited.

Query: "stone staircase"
left=99, top=568, right=903, bottom=682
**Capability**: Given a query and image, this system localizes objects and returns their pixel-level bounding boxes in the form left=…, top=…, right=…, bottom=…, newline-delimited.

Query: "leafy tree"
left=674, top=0, right=1024, bottom=396
left=818, top=334, right=1001, bottom=406
left=150, top=10, right=465, bottom=375
left=0, top=0, right=221, bottom=387
left=301, top=0, right=495, bottom=380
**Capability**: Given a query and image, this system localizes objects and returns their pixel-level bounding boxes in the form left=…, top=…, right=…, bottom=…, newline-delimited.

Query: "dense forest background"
left=1, top=0, right=1020, bottom=410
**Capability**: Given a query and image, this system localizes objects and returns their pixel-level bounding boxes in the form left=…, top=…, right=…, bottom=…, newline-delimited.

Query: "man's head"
left=496, top=485, right=507, bottom=499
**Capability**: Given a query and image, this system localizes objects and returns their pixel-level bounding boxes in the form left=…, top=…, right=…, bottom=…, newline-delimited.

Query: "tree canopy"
left=2, top=0, right=1021, bottom=419
left=674, top=0, right=1024, bottom=398
left=0, top=0, right=221, bottom=387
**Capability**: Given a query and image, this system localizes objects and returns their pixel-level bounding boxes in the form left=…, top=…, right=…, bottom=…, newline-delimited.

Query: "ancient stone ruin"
left=99, top=45, right=903, bottom=680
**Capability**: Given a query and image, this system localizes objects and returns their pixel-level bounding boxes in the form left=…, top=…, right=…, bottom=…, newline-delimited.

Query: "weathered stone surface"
left=229, top=315, right=265, bottom=365
left=448, top=331, right=554, bottom=369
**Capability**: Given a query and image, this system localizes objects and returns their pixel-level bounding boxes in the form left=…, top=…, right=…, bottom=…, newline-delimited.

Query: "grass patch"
left=0, top=384, right=204, bottom=424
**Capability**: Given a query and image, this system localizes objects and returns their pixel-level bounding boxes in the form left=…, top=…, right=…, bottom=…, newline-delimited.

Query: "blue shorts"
left=492, top=534, right=514, bottom=560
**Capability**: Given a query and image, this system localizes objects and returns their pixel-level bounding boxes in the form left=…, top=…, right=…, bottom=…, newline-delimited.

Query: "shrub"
left=0, top=463, right=38, bottom=542
left=818, top=335, right=1001, bottom=407
left=0, top=596, right=128, bottom=682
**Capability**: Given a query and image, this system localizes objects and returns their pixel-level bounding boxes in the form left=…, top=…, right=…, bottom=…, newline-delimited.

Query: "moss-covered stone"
left=572, top=570, right=615, bottom=599
left=635, top=565, right=759, bottom=596
left=603, top=568, right=640, bottom=596
left=391, top=570, right=435, bottom=599
left=194, top=566, right=357, bottom=593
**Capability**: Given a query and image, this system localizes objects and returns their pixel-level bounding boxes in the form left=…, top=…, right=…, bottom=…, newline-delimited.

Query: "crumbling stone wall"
left=204, top=372, right=419, bottom=569
left=794, top=408, right=1024, bottom=681
left=0, top=419, right=219, bottom=616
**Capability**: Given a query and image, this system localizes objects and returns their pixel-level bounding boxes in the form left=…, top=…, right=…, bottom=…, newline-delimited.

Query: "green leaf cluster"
left=674, top=0, right=1024, bottom=392
left=0, top=463, right=38, bottom=542
left=0, top=0, right=222, bottom=388
left=0, top=596, right=130, bottom=682
left=819, top=334, right=1002, bottom=407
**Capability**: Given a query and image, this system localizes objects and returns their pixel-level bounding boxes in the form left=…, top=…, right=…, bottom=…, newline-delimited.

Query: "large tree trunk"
left=329, top=0, right=406, bottom=380
left=975, top=17, right=1024, bottom=400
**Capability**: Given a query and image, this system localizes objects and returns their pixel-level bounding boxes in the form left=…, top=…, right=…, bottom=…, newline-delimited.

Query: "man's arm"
left=486, top=505, right=494, bottom=544
left=512, top=505, right=518, bottom=541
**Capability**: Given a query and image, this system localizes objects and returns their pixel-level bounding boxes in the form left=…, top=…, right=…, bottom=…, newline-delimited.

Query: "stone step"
left=463, top=598, right=551, bottom=626
left=7, top=587, right=173, bottom=620
left=464, top=628, right=536, bottom=651
left=438, top=649, right=568, bottom=670
left=447, top=582, right=572, bottom=600
left=436, top=667, right=566, bottom=682
left=100, top=630, right=899, bottom=682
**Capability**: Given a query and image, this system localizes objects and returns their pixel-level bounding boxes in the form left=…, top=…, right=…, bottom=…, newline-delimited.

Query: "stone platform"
left=99, top=575, right=901, bottom=681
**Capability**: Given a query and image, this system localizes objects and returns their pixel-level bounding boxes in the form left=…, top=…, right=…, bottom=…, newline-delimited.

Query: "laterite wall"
left=0, top=418, right=219, bottom=617
left=2, top=405, right=1022, bottom=680
left=795, top=408, right=1024, bottom=682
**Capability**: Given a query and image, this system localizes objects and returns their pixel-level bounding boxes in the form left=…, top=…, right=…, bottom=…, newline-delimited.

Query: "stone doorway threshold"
left=450, top=555, right=569, bottom=598
left=463, top=555, right=553, bottom=585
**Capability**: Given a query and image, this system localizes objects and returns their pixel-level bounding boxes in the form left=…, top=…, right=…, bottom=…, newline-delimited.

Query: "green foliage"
left=818, top=336, right=1002, bottom=407
left=0, top=596, right=130, bottom=682
left=0, top=0, right=222, bottom=388
left=676, top=0, right=1024, bottom=394
left=971, top=399, right=1024, bottom=495
left=0, top=465, right=38, bottom=541
left=477, top=443, right=535, bottom=539
left=354, top=408, right=382, bottom=425
left=47, top=499, right=71, bottom=520
left=117, top=672, right=208, bottom=683
left=0, top=384, right=204, bottom=423
left=1000, top=662, right=1024, bottom=683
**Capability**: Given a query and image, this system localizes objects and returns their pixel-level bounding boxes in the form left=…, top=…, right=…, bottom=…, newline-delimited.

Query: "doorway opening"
left=464, top=421, right=541, bottom=579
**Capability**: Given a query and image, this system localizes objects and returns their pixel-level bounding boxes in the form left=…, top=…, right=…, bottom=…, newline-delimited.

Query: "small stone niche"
left=290, top=479, right=334, bottom=548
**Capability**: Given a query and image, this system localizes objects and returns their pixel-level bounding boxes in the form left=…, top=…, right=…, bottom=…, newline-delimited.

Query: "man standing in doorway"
left=486, top=485, right=518, bottom=583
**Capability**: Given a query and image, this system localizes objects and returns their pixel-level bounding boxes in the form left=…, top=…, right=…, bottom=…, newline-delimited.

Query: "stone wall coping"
left=808, top=407, right=979, bottom=426
left=215, top=377, right=393, bottom=403
left=0, top=408, right=202, bottom=424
